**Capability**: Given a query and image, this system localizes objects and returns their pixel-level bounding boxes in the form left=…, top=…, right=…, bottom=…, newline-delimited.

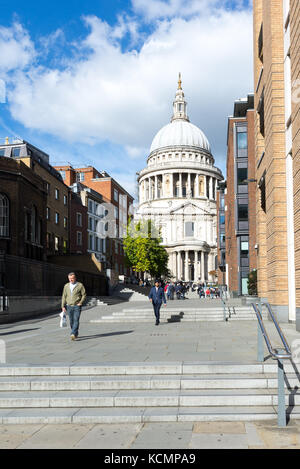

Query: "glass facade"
left=235, top=123, right=250, bottom=295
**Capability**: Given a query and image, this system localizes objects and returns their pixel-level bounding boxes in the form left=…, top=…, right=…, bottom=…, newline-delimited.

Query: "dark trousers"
left=67, top=305, right=81, bottom=337
left=152, top=302, right=162, bottom=322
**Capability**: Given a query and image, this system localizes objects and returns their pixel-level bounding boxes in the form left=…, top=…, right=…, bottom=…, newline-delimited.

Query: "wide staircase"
left=86, top=284, right=150, bottom=307
left=91, top=300, right=269, bottom=323
left=0, top=361, right=299, bottom=424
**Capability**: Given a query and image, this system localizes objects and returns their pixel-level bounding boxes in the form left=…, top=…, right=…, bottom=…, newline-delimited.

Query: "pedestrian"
left=61, top=272, right=87, bottom=341
left=148, top=279, right=167, bottom=325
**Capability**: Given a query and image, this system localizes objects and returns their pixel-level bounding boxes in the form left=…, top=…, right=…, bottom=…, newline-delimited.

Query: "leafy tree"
left=124, top=219, right=169, bottom=278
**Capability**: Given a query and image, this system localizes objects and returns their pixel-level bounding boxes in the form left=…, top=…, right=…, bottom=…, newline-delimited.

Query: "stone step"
left=0, top=373, right=294, bottom=391
left=3, top=405, right=300, bottom=424
left=0, top=362, right=293, bottom=376
left=0, top=388, right=298, bottom=408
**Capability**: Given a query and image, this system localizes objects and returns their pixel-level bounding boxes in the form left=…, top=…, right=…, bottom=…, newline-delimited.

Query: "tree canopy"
left=123, top=219, right=169, bottom=278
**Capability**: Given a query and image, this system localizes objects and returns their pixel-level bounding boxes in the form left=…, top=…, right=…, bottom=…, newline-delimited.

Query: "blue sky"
left=0, top=0, right=253, bottom=198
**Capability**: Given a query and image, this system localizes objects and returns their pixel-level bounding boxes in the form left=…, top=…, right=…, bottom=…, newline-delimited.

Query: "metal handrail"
left=220, top=297, right=229, bottom=321
left=251, top=302, right=291, bottom=360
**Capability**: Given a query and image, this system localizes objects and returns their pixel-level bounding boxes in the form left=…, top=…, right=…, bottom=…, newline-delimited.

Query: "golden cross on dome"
left=178, top=72, right=182, bottom=90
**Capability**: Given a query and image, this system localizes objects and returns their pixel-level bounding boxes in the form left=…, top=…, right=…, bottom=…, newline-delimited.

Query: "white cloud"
left=4, top=4, right=253, bottom=178
left=0, top=22, right=35, bottom=75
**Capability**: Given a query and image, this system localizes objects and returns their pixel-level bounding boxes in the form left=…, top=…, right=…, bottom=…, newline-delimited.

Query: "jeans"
left=66, top=305, right=81, bottom=337
left=152, top=302, right=162, bottom=322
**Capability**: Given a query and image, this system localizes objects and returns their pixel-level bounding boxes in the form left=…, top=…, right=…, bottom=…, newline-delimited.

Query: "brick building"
left=216, top=181, right=226, bottom=287
left=54, top=165, right=134, bottom=283
left=0, top=139, right=70, bottom=257
left=253, top=0, right=299, bottom=323
left=290, top=0, right=300, bottom=328
left=219, top=94, right=256, bottom=296
left=69, top=190, right=88, bottom=255
left=0, top=156, right=47, bottom=261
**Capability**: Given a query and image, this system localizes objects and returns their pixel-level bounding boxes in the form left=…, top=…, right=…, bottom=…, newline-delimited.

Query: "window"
left=76, top=172, right=85, bottom=182
left=12, top=147, right=21, bottom=157
left=55, top=188, right=59, bottom=200
left=185, top=222, right=194, bottom=237
left=88, top=200, right=93, bottom=213
left=258, top=90, right=265, bottom=137
left=114, top=207, right=118, bottom=219
left=114, top=189, right=118, bottom=202
left=259, top=174, right=266, bottom=213
left=46, top=183, right=50, bottom=194
left=63, top=239, right=67, bottom=254
left=0, top=194, right=9, bottom=237
left=59, top=171, right=66, bottom=180
left=77, top=231, right=82, bottom=246
left=237, top=166, right=248, bottom=194
left=0, top=149, right=5, bottom=156
left=63, top=195, right=67, bottom=205
left=236, top=127, right=248, bottom=158
left=54, top=236, right=59, bottom=251
left=76, top=212, right=82, bottom=227
left=238, top=203, right=248, bottom=220
left=46, top=207, right=50, bottom=220
left=219, top=214, right=225, bottom=225
left=64, top=217, right=68, bottom=229
left=237, top=201, right=248, bottom=230
left=55, top=212, right=59, bottom=224
left=88, top=234, right=94, bottom=250
left=46, top=233, right=51, bottom=249
left=88, top=217, right=94, bottom=231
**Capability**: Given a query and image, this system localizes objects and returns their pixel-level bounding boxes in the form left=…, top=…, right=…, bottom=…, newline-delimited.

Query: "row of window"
left=0, top=147, right=21, bottom=157
left=46, top=208, right=68, bottom=227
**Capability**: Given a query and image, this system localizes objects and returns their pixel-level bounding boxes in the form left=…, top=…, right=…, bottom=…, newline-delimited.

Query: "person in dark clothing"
left=148, top=280, right=167, bottom=325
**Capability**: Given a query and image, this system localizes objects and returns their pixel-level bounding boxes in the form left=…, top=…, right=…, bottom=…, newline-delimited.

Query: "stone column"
left=187, top=173, right=191, bottom=196
left=195, top=174, right=199, bottom=198
left=177, top=251, right=182, bottom=280
left=209, top=177, right=213, bottom=200
left=185, top=250, right=189, bottom=281
left=201, top=250, right=205, bottom=282
left=179, top=173, right=183, bottom=197
left=155, top=175, right=158, bottom=199
left=170, top=173, right=174, bottom=198
left=204, top=176, right=207, bottom=199
left=195, top=250, right=199, bottom=282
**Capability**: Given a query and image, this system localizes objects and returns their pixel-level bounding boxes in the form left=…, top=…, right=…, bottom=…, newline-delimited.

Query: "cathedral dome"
left=150, top=120, right=211, bottom=154
left=149, top=73, right=211, bottom=154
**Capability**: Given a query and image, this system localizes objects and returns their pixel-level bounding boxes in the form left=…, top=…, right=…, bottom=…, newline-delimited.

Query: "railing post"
left=257, top=302, right=264, bottom=362
left=277, top=355, right=287, bottom=427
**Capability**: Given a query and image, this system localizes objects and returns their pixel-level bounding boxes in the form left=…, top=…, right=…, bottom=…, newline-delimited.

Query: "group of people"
left=60, top=272, right=223, bottom=338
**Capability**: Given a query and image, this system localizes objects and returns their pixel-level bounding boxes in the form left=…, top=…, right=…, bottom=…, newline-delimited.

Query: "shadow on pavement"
left=0, top=328, right=40, bottom=336
left=76, top=330, right=134, bottom=341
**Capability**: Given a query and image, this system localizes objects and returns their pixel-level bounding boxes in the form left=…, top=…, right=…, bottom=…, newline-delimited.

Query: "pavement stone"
left=0, top=299, right=300, bottom=449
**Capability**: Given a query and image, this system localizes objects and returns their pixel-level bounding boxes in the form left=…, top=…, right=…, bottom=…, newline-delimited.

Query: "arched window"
left=0, top=194, right=9, bottom=237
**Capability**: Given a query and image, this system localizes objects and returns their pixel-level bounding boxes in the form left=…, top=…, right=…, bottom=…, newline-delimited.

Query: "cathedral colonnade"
left=168, top=249, right=214, bottom=283
left=139, top=171, right=219, bottom=203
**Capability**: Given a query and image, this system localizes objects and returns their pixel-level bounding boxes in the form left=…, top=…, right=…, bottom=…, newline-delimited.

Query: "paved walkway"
left=1, top=299, right=299, bottom=364
left=0, top=420, right=300, bottom=449
left=0, top=298, right=300, bottom=449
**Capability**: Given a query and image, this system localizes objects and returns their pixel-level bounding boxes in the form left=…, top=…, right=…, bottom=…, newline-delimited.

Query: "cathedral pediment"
left=169, top=201, right=211, bottom=215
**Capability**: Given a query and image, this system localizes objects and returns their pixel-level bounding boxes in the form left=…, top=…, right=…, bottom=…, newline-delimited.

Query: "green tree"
left=124, top=219, right=169, bottom=278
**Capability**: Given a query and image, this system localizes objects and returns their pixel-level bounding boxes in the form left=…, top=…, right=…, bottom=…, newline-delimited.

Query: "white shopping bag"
left=59, top=311, right=67, bottom=328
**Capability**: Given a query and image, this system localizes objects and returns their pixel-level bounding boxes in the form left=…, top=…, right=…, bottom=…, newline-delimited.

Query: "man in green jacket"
left=61, top=272, right=87, bottom=340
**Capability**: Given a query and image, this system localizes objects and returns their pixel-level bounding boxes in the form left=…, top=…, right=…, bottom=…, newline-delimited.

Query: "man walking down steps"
left=61, top=272, right=87, bottom=341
